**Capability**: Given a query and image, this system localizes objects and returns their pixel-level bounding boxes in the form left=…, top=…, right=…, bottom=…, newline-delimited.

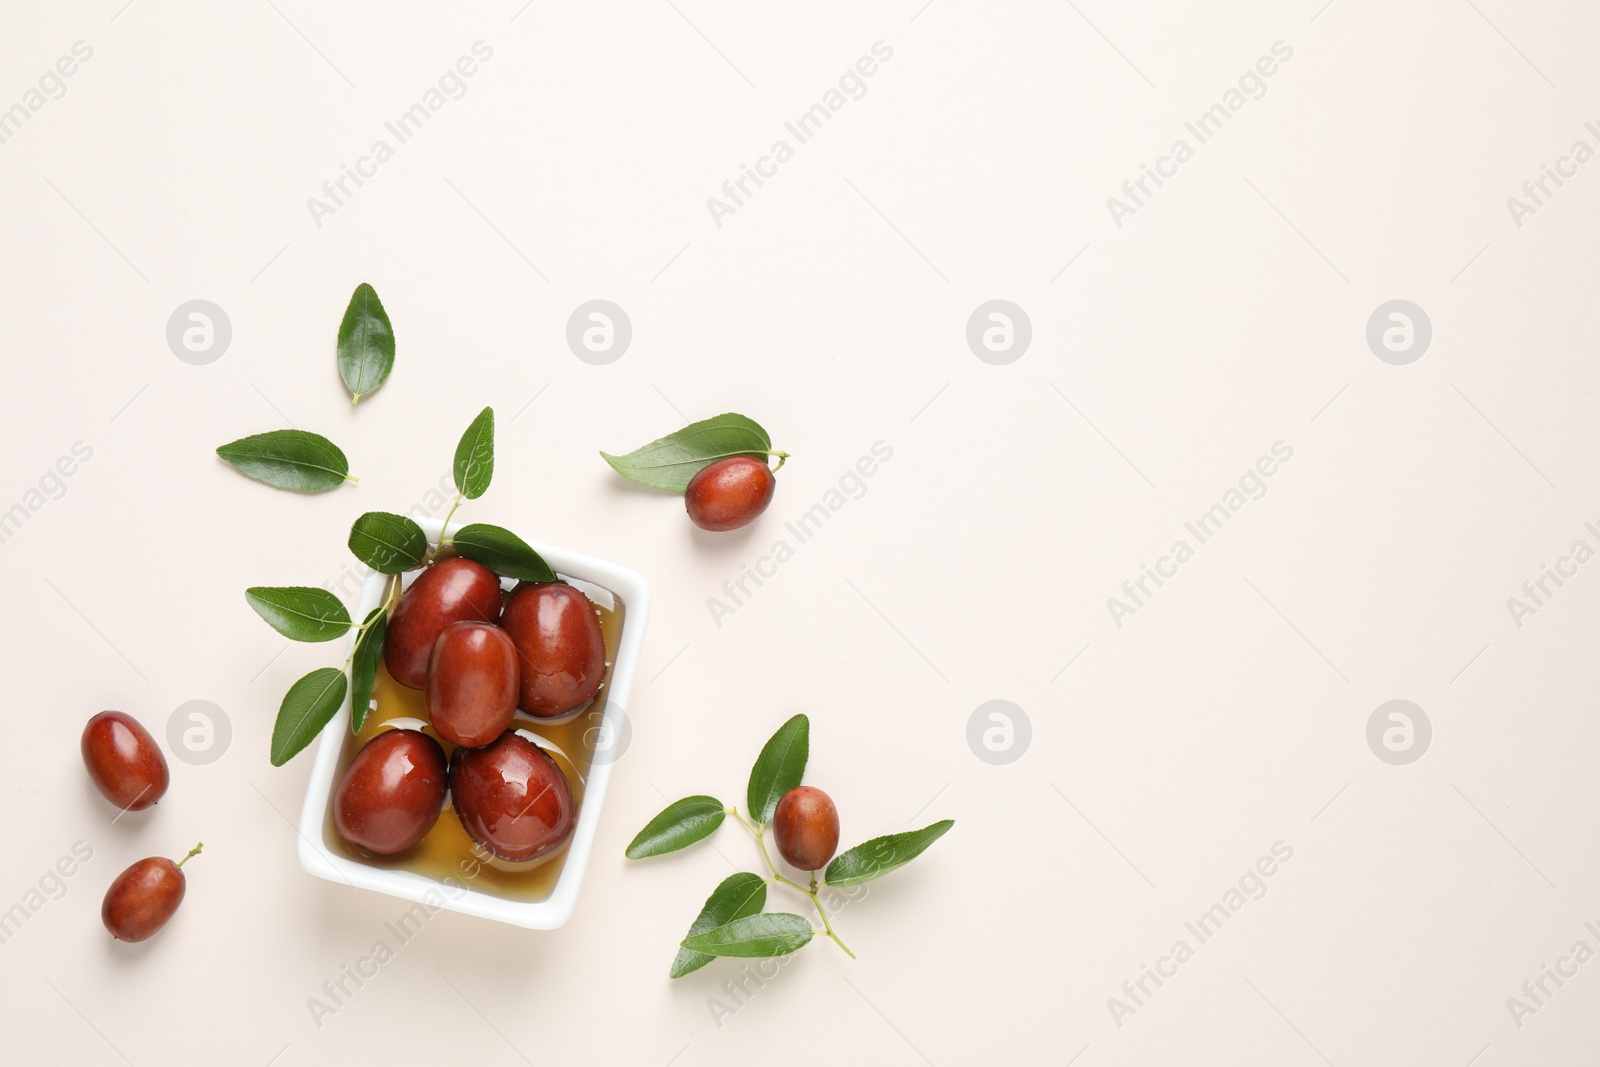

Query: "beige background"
left=2, top=1, right=1599, bottom=1064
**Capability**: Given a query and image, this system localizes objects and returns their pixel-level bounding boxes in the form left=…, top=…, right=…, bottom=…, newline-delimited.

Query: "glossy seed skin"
left=81, top=711, right=169, bottom=812
left=773, top=786, right=840, bottom=872
left=450, top=732, right=575, bottom=862
left=499, top=582, right=605, bottom=718
left=102, top=858, right=185, bottom=942
left=334, top=729, right=448, bottom=855
left=383, top=557, right=503, bottom=688
left=685, top=456, right=776, bottom=532
left=426, top=622, right=520, bottom=748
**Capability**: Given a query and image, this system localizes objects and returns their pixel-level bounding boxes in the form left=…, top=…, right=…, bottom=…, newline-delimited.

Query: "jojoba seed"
left=334, top=729, right=448, bottom=855
left=450, top=732, right=575, bottom=862
left=499, top=582, right=606, bottom=718
left=426, top=622, right=519, bottom=749
left=102, top=844, right=200, bottom=943
left=773, top=786, right=839, bottom=872
left=383, top=557, right=503, bottom=688
left=685, top=456, right=776, bottom=532
left=81, top=711, right=169, bottom=812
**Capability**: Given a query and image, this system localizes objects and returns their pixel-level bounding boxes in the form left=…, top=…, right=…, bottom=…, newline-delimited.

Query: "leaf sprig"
left=626, top=714, right=954, bottom=975
left=246, top=406, right=556, bottom=766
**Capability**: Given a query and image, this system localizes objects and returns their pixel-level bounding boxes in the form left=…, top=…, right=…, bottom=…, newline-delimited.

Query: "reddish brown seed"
left=773, top=786, right=840, bottom=872
left=102, top=854, right=190, bottom=942
left=334, top=730, right=448, bottom=855
left=383, top=557, right=503, bottom=688
left=685, top=456, right=776, bottom=532
left=426, top=622, right=520, bottom=749
left=451, top=732, right=576, bottom=862
left=81, top=711, right=169, bottom=812
left=499, top=582, right=606, bottom=718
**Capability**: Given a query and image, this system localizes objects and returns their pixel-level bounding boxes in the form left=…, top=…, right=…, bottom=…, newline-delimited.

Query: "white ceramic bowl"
left=296, top=517, right=649, bottom=929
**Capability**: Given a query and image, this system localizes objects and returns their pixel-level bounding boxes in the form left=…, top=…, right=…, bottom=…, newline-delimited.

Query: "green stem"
left=344, top=473, right=361, bottom=484
left=340, top=577, right=398, bottom=672
left=811, top=890, right=854, bottom=959
left=438, top=492, right=465, bottom=548
left=769, top=451, right=790, bottom=474
left=730, top=808, right=854, bottom=959
left=176, top=842, right=203, bottom=869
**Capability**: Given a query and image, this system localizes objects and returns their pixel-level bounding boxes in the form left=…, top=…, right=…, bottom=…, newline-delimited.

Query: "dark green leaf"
left=671, top=873, right=768, bottom=979
left=625, top=796, right=726, bottom=860
left=271, top=668, right=348, bottom=766
left=601, top=413, right=773, bottom=492
left=450, top=524, right=555, bottom=582
left=747, top=713, right=808, bottom=823
left=349, top=606, right=387, bottom=733
left=453, top=406, right=495, bottom=500
left=337, top=282, right=395, bottom=405
left=680, top=913, right=813, bottom=958
left=245, top=587, right=352, bottom=642
left=348, top=512, right=428, bottom=574
left=824, top=820, right=955, bottom=887
left=216, top=430, right=351, bottom=493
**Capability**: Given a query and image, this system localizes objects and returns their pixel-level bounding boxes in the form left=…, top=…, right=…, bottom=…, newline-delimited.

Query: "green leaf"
left=450, top=524, right=555, bottom=582
left=245, top=587, right=352, bottom=642
left=349, top=606, right=387, bottom=733
left=747, top=713, right=808, bottom=823
left=625, top=796, right=726, bottom=860
left=823, top=820, right=955, bottom=887
left=337, top=282, right=395, bottom=405
left=453, top=406, right=495, bottom=500
left=671, top=873, right=768, bottom=979
left=271, top=668, right=348, bottom=766
left=601, top=413, right=773, bottom=492
left=348, top=512, right=428, bottom=574
left=216, top=430, right=351, bottom=493
left=680, top=913, right=813, bottom=958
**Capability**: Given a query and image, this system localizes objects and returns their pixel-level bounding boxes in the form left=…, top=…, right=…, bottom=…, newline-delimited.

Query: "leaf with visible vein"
left=453, top=406, right=495, bottom=499
left=671, top=872, right=768, bottom=978
left=349, top=606, right=387, bottom=733
left=747, top=713, right=808, bottom=823
left=680, top=913, right=813, bottom=958
left=823, top=820, right=955, bottom=887
left=337, top=282, right=395, bottom=404
left=601, top=413, right=774, bottom=492
left=450, top=523, right=555, bottom=583
left=245, top=587, right=352, bottom=642
left=217, top=430, right=351, bottom=493
left=271, top=668, right=348, bottom=766
left=626, top=796, right=726, bottom=859
left=348, top=512, right=427, bottom=574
